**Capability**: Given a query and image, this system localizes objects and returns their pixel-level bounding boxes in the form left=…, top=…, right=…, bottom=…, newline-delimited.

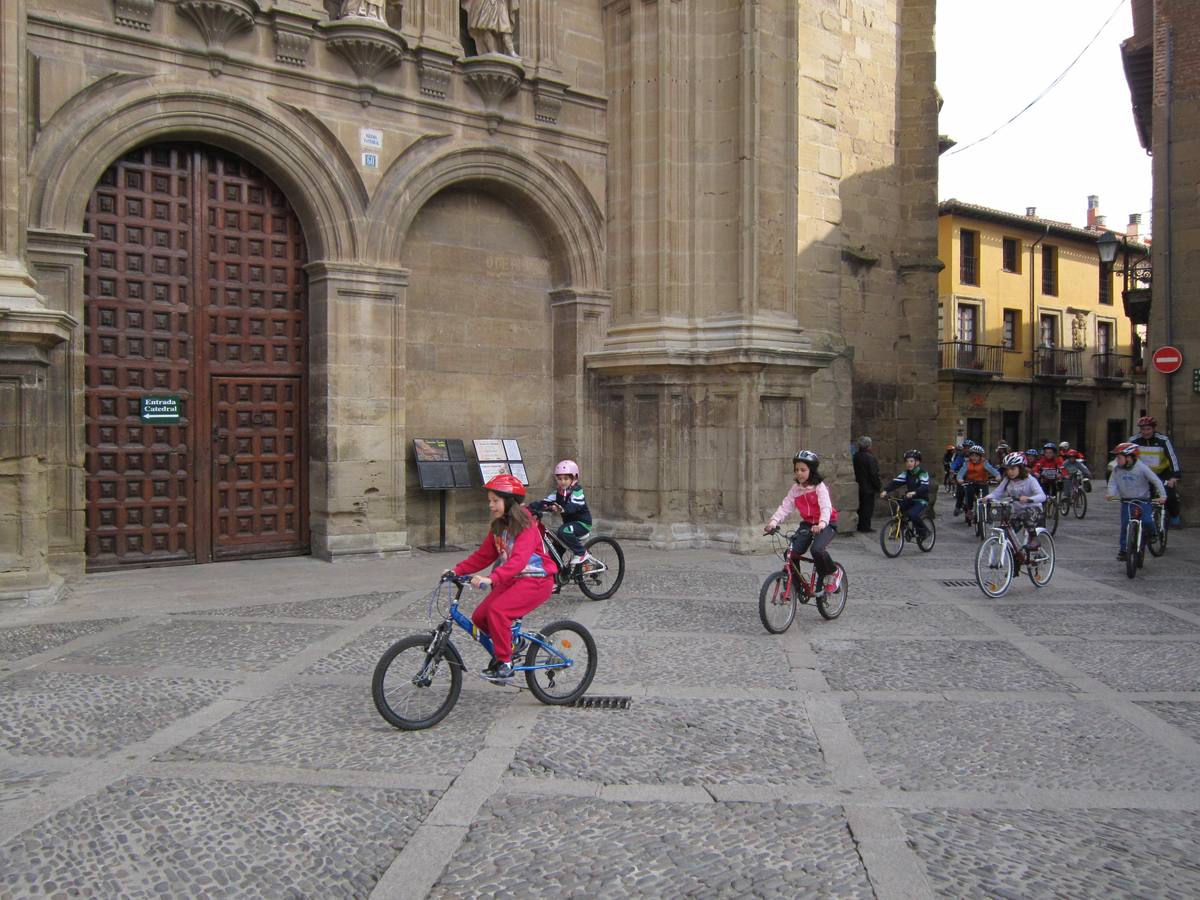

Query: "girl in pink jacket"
left=764, top=450, right=842, bottom=594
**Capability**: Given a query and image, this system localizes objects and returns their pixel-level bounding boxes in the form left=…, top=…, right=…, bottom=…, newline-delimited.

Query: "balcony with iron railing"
left=1092, top=352, right=1136, bottom=384
left=938, top=341, right=1004, bottom=378
left=1034, top=347, right=1083, bottom=381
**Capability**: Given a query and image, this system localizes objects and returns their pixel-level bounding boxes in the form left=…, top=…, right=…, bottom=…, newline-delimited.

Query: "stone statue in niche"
left=338, top=0, right=386, bottom=21
left=461, top=0, right=519, bottom=57
left=1072, top=312, right=1088, bottom=350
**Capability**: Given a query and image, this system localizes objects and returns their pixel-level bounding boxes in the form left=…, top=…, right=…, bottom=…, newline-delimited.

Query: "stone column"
left=305, top=261, right=411, bottom=561
left=26, top=230, right=91, bottom=579
left=0, top=0, right=75, bottom=603
left=412, top=0, right=462, bottom=99
left=549, top=289, right=609, bottom=470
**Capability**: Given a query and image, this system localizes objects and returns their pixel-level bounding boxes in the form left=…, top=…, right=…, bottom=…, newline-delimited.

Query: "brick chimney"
left=1026, top=206, right=1037, bottom=217
left=1127, top=213, right=1141, bottom=240
left=1086, top=194, right=1101, bottom=230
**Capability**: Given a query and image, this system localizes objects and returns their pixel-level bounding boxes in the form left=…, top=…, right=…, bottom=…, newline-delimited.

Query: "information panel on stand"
left=413, top=439, right=472, bottom=489
left=473, top=438, right=528, bottom=485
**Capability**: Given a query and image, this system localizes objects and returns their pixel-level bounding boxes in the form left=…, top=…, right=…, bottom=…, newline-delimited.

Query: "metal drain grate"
left=568, top=695, right=633, bottom=710
left=941, top=579, right=978, bottom=588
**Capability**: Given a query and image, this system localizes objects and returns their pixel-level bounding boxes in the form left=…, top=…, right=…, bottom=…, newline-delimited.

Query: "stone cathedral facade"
left=0, top=0, right=939, bottom=600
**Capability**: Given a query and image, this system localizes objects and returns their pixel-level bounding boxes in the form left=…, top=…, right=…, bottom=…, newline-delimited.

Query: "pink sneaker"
left=824, top=569, right=843, bottom=594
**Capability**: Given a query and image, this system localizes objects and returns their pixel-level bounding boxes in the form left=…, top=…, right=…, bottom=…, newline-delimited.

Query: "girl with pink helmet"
left=528, top=459, right=597, bottom=571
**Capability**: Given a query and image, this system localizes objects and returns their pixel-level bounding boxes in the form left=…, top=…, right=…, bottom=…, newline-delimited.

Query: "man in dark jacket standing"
left=853, top=435, right=881, bottom=532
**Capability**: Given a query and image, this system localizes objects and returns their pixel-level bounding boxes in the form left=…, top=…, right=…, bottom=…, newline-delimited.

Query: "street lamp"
left=1097, top=229, right=1120, bottom=266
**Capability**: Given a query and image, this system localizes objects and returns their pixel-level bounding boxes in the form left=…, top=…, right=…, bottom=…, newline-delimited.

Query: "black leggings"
left=790, top=524, right=837, bottom=578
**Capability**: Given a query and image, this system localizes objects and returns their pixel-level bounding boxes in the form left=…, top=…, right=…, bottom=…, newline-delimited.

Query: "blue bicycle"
left=372, top=574, right=598, bottom=730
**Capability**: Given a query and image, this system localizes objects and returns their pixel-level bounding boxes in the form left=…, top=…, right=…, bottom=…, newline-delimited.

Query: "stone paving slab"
left=508, top=698, right=833, bottom=787
left=813, top=639, right=1074, bottom=692
left=844, top=699, right=1200, bottom=792
left=0, top=671, right=230, bottom=758
left=190, top=591, right=401, bottom=620
left=0, top=767, right=66, bottom=810
left=817, top=603, right=993, bottom=638
left=1093, top=576, right=1200, bottom=603
left=988, top=602, right=1197, bottom=636
left=593, top=633, right=796, bottom=690
left=1135, top=700, right=1200, bottom=744
left=902, top=807, right=1200, bottom=898
left=1044, top=638, right=1200, bottom=691
left=60, top=619, right=340, bottom=673
left=304, top=626, right=434, bottom=677
left=428, top=797, right=872, bottom=898
left=617, top=568, right=763, bottom=600
left=594, top=595, right=774, bottom=636
left=0, top=619, right=127, bottom=662
left=158, top=682, right=510, bottom=778
left=0, top=776, right=439, bottom=899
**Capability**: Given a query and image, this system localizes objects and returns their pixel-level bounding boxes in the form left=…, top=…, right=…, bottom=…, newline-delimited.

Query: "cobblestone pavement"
left=1, top=490, right=1199, bottom=898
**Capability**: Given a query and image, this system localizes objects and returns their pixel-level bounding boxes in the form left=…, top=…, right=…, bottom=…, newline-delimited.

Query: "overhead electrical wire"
left=944, top=0, right=1129, bottom=157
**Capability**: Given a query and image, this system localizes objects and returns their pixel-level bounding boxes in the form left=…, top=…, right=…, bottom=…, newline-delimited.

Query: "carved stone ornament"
left=113, top=0, right=156, bottom=31
left=417, top=49, right=454, bottom=99
left=533, top=78, right=567, bottom=124
left=271, top=10, right=317, bottom=66
left=462, top=53, right=524, bottom=132
left=321, top=18, right=407, bottom=106
left=178, top=0, right=259, bottom=74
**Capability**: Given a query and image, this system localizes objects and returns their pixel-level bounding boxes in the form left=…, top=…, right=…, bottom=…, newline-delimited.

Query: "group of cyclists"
left=933, top=415, right=1182, bottom=561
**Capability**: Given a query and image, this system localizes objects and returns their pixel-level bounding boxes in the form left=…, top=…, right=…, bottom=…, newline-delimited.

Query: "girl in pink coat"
left=764, top=450, right=842, bottom=594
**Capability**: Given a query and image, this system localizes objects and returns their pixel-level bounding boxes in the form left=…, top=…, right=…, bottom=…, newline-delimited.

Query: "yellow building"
left=937, top=200, right=1147, bottom=458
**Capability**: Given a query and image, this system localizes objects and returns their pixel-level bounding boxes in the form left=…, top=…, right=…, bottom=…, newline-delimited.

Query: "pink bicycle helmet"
left=554, top=459, right=580, bottom=477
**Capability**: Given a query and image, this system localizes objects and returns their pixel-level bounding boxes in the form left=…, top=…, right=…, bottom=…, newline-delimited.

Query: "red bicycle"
left=758, top=527, right=847, bottom=634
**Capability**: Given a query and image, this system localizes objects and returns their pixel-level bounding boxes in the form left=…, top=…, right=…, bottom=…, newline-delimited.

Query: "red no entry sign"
left=1152, top=345, right=1184, bottom=374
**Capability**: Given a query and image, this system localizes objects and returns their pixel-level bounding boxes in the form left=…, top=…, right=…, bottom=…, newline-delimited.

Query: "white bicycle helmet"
left=1003, top=452, right=1026, bottom=468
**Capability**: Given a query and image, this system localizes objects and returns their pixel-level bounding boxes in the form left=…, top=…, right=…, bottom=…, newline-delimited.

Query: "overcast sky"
left=937, top=0, right=1151, bottom=235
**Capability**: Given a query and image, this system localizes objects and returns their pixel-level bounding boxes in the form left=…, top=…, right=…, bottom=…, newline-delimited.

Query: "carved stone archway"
left=25, top=82, right=378, bottom=570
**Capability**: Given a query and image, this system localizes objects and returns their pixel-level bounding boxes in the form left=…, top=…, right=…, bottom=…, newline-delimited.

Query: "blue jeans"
left=1119, top=499, right=1158, bottom=552
left=899, top=499, right=928, bottom=533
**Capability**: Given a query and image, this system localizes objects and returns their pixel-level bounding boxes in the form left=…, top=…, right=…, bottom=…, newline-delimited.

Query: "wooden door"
left=85, top=145, right=308, bottom=568
left=211, top=377, right=305, bottom=558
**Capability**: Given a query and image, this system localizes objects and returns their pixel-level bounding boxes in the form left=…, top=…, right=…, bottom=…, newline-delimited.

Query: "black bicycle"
left=531, top=511, right=626, bottom=601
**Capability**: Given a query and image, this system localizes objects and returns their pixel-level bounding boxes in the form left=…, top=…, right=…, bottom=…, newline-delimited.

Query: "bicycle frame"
left=535, top=516, right=610, bottom=585
left=425, top=578, right=577, bottom=676
left=771, top=530, right=822, bottom=599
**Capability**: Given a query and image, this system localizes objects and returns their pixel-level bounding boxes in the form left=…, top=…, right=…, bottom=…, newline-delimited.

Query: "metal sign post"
left=413, top=439, right=471, bottom=553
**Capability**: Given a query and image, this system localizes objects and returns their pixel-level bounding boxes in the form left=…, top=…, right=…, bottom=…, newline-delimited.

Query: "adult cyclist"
left=1129, top=416, right=1182, bottom=526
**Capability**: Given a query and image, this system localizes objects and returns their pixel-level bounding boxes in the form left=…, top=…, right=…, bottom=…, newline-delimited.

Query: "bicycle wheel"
left=917, top=516, right=937, bottom=552
left=372, top=634, right=463, bottom=731
left=523, top=620, right=597, bottom=704
left=817, top=564, right=847, bottom=620
left=974, top=501, right=985, bottom=540
left=1125, top=521, right=1138, bottom=579
left=975, top=536, right=1014, bottom=598
left=758, top=570, right=798, bottom=634
left=1045, top=498, right=1059, bottom=536
left=576, top=536, right=625, bottom=601
left=1149, top=507, right=1167, bottom=557
left=1058, top=489, right=1072, bottom=516
left=1137, top=529, right=1146, bottom=569
left=1072, top=488, right=1087, bottom=519
left=880, top=517, right=905, bottom=558
left=1027, top=530, right=1055, bottom=587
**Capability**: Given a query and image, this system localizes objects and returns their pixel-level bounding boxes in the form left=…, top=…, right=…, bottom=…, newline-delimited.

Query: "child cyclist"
left=986, top=452, right=1047, bottom=551
left=1107, top=442, right=1166, bottom=561
left=527, top=459, right=596, bottom=570
left=445, top=473, right=556, bottom=682
left=955, top=444, right=1000, bottom=522
left=763, top=450, right=842, bottom=594
left=879, top=449, right=932, bottom=542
